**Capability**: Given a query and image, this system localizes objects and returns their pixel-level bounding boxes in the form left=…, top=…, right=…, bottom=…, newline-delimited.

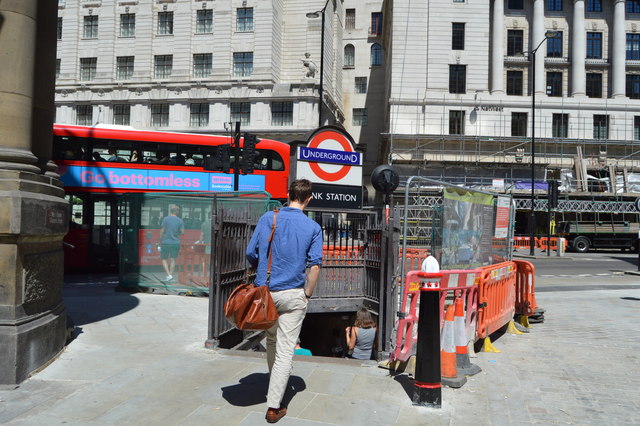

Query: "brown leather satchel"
left=224, top=210, right=279, bottom=330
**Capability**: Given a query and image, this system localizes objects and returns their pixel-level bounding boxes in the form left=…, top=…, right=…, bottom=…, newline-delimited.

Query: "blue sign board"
left=59, top=165, right=265, bottom=192
left=298, top=147, right=362, bottom=166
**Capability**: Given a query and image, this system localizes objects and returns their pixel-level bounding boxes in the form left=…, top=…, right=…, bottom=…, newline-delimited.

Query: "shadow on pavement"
left=63, top=274, right=140, bottom=327
left=221, top=373, right=306, bottom=408
left=621, top=296, right=640, bottom=301
left=392, top=373, right=415, bottom=401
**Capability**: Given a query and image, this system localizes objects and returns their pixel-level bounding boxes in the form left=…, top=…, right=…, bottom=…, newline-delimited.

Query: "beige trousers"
left=266, top=288, right=307, bottom=409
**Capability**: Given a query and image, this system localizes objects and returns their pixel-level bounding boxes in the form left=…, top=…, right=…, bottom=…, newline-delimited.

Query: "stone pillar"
left=571, top=0, right=586, bottom=96
left=491, top=0, right=505, bottom=94
left=532, top=0, right=546, bottom=94
left=611, top=0, right=626, bottom=98
left=0, top=1, right=69, bottom=384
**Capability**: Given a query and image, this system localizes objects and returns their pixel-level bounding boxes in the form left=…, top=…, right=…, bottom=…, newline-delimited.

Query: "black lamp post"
left=306, top=0, right=331, bottom=128
left=527, top=30, right=558, bottom=255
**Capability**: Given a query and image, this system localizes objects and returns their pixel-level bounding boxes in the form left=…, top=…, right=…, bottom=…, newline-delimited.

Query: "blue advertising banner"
left=59, top=165, right=265, bottom=192
left=298, top=146, right=362, bottom=165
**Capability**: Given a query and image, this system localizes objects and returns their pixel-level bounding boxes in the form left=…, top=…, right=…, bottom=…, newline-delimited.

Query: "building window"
left=151, top=104, right=169, bottom=127
left=190, top=103, right=209, bottom=127
left=83, top=15, right=98, bottom=39
left=449, top=65, right=466, bottom=94
left=76, top=105, right=92, bottom=126
left=593, top=115, right=609, bottom=139
left=626, top=33, right=640, bottom=60
left=546, top=31, right=562, bottom=57
left=512, top=112, right=528, bottom=137
left=56, top=59, right=61, bottom=79
left=116, top=56, right=134, bottom=80
left=353, top=108, right=368, bottom=126
left=196, top=9, right=213, bottom=34
left=79, top=57, right=97, bottom=81
left=271, top=102, right=293, bottom=126
left=587, top=0, right=602, bottom=12
left=371, top=43, right=382, bottom=66
left=508, top=0, right=524, bottom=9
left=586, top=73, right=602, bottom=98
left=193, top=53, right=212, bottom=78
left=507, top=30, right=523, bottom=56
left=345, top=9, right=355, bottom=30
left=449, top=111, right=465, bottom=135
left=120, top=13, right=135, bottom=37
left=57, top=17, right=63, bottom=40
left=113, top=104, right=130, bottom=126
left=627, top=0, right=640, bottom=13
left=626, top=74, right=640, bottom=98
left=371, top=12, right=382, bottom=36
left=634, top=116, right=640, bottom=140
left=355, top=77, right=367, bottom=94
left=546, top=72, right=562, bottom=96
left=552, top=113, right=568, bottom=138
left=507, top=70, right=523, bottom=96
left=587, top=32, right=602, bottom=59
left=154, top=55, right=173, bottom=79
left=547, top=0, right=563, bottom=11
left=230, top=102, right=251, bottom=125
left=233, top=52, right=253, bottom=77
left=452, top=23, right=465, bottom=50
left=344, top=44, right=355, bottom=68
left=158, top=11, right=173, bottom=35
left=237, top=8, right=253, bottom=32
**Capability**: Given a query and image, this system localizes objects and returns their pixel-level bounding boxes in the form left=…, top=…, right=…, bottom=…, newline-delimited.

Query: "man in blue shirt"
left=158, top=205, right=184, bottom=282
left=246, top=179, right=322, bottom=423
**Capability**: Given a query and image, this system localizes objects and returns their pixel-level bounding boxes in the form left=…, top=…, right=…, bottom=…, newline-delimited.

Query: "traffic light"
left=204, top=144, right=231, bottom=173
left=548, top=180, right=559, bottom=209
left=241, top=133, right=258, bottom=174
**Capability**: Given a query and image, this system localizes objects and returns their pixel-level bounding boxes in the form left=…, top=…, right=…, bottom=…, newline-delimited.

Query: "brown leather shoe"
left=265, top=407, right=287, bottom=423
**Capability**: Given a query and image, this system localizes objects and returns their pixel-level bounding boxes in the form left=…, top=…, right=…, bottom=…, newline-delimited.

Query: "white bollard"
left=557, top=237, right=565, bottom=257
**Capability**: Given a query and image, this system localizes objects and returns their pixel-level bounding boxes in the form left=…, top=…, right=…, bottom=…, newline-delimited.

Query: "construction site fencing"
left=476, top=261, right=517, bottom=339
left=514, top=260, right=538, bottom=317
left=390, top=268, right=481, bottom=363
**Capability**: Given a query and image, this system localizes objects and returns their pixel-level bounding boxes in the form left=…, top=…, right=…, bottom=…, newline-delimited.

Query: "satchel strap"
left=266, top=209, right=279, bottom=284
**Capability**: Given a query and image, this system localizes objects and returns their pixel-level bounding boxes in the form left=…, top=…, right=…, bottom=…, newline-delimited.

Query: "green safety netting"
left=117, top=191, right=280, bottom=293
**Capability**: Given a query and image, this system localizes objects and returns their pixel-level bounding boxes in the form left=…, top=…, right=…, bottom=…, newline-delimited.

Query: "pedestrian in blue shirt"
left=246, top=179, right=322, bottom=423
left=158, top=205, right=184, bottom=282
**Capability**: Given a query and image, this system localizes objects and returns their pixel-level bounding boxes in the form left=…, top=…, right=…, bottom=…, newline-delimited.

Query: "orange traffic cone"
left=441, top=304, right=467, bottom=388
left=454, top=297, right=481, bottom=376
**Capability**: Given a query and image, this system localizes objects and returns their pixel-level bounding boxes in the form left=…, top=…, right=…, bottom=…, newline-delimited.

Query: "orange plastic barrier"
left=476, top=261, right=517, bottom=339
left=514, top=260, right=538, bottom=316
left=536, top=237, right=567, bottom=252
left=390, top=268, right=480, bottom=363
left=512, top=237, right=532, bottom=251
left=177, top=244, right=210, bottom=288
left=401, top=248, right=431, bottom=273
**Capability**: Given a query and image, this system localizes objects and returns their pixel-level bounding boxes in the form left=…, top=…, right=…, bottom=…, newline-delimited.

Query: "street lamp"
left=526, top=30, right=559, bottom=255
left=306, top=0, right=332, bottom=128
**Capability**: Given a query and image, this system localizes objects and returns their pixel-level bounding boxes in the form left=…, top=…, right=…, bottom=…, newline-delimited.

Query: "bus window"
left=65, top=194, right=87, bottom=226
left=181, top=145, right=203, bottom=167
left=54, top=136, right=86, bottom=160
left=262, top=149, right=284, bottom=171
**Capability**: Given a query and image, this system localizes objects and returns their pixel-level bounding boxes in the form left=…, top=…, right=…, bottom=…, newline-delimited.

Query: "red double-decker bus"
left=53, top=124, right=290, bottom=270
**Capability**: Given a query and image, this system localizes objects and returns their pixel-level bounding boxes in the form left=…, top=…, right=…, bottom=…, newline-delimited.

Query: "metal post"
left=318, top=9, right=325, bottom=128
left=530, top=50, right=536, bottom=256
left=547, top=190, right=551, bottom=257
left=233, top=121, right=240, bottom=191
left=413, top=281, right=442, bottom=407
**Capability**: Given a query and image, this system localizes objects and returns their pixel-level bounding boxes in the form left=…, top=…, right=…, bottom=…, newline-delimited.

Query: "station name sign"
left=309, top=183, right=362, bottom=209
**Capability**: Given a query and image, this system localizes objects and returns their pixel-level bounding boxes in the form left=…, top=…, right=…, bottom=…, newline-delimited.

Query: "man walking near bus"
left=245, top=179, right=322, bottom=423
left=158, top=204, right=184, bottom=282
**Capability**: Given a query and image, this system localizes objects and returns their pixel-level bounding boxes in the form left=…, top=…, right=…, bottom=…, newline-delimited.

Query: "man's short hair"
left=288, top=179, right=313, bottom=203
left=171, top=205, right=180, bottom=215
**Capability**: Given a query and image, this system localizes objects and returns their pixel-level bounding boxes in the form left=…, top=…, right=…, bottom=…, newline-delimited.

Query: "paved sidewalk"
left=1, top=277, right=639, bottom=425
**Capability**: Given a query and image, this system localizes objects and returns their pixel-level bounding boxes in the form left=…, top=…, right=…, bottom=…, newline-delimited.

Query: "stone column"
left=532, top=0, right=546, bottom=94
left=491, top=0, right=505, bottom=94
left=0, top=1, right=69, bottom=384
left=571, top=0, right=586, bottom=96
left=611, top=0, right=626, bottom=98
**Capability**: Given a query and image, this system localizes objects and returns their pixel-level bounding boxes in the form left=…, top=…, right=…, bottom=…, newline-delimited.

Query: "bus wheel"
left=573, top=237, right=590, bottom=253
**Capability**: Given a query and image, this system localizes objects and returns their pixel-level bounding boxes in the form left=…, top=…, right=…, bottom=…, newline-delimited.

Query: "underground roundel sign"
left=296, top=126, right=362, bottom=187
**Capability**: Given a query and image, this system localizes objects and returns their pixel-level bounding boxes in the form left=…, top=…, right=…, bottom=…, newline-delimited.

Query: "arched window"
left=370, top=43, right=382, bottom=66
left=344, top=44, right=355, bottom=68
